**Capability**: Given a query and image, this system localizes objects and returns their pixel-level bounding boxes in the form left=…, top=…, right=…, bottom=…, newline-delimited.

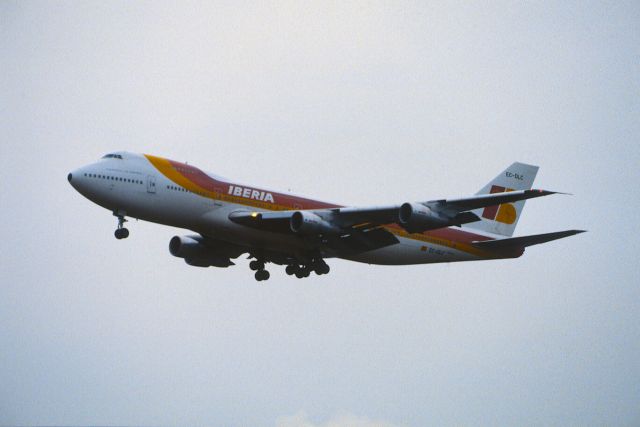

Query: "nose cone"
left=68, top=170, right=77, bottom=190
left=69, top=165, right=103, bottom=205
left=67, top=168, right=85, bottom=193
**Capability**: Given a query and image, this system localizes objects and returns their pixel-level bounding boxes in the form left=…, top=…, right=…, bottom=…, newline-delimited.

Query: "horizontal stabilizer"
left=472, top=230, right=586, bottom=251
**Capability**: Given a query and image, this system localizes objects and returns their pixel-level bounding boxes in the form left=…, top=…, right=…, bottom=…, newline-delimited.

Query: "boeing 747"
left=68, top=152, right=584, bottom=281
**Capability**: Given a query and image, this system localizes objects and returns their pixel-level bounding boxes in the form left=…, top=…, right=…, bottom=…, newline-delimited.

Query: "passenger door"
left=146, top=175, right=156, bottom=194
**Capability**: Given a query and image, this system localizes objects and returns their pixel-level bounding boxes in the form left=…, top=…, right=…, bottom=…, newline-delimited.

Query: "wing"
left=229, top=189, right=559, bottom=239
left=229, top=210, right=401, bottom=252
left=425, top=189, right=558, bottom=214
left=328, top=189, right=558, bottom=232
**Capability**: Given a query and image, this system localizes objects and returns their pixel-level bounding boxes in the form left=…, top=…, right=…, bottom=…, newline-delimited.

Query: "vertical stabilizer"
left=462, top=162, right=539, bottom=237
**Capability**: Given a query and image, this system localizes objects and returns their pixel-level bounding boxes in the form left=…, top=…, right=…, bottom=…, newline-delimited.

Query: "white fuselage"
left=69, top=152, right=504, bottom=266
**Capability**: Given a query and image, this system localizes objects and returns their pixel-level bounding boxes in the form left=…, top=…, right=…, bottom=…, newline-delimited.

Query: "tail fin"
left=462, top=162, right=539, bottom=237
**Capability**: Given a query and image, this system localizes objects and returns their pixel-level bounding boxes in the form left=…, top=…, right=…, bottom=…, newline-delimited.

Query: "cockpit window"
left=102, top=153, right=123, bottom=159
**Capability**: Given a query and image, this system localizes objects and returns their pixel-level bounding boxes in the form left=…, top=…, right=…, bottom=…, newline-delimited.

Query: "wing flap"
left=330, top=206, right=400, bottom=227
left=327, top=226, right=400, bottom=253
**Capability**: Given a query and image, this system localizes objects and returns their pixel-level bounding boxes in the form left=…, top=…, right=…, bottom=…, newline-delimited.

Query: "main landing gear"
left=249, top=259, right=270, bottom=282
left=249, top=256, right=330, bottom=282
left=113, top=212, right=129, bottom=240
left=285, top=260, right=330, bottom=279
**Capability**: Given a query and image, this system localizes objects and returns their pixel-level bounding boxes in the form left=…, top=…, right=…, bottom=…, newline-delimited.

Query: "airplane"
left=68, top=152, right=584, bottom=281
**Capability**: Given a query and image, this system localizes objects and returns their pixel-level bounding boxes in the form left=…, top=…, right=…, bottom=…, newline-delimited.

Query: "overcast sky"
left=1, top=1, right=639, bottom=426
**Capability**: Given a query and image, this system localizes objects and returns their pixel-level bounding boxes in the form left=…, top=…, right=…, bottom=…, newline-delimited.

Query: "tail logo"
left=482, top=185, right=517, bottom=224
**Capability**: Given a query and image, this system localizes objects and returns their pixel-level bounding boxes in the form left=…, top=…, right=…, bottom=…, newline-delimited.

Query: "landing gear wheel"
left=255, top=270, right=270, bottom=281
left=114, top=228, right=129, bottom=239
left=295, top=267, right=311, bottom=278
left=314, top=263, right=330, bottom=275
left=285, top=265, right=297, bottom=276
left=113, top=211, right=129, bottom=240
left=249, top=260, right=264, bottom=271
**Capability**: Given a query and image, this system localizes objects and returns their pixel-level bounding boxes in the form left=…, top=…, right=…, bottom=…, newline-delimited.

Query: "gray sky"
left=1, top=1, right=639, bottom=426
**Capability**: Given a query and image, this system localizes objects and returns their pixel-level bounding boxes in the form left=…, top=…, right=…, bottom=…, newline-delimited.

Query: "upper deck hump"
left=144, top=154, right=340, bottom=211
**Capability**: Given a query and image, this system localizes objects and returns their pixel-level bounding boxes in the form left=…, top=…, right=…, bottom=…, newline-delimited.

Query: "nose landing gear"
left=113, top=211, right=129, bottom=239
left=115, top=227, right=129, bottom=239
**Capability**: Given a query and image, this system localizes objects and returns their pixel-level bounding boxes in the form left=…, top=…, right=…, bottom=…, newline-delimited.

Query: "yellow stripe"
left=145, top=154, right=290, bottom=211
left=144, top=155, right=202, bottom=192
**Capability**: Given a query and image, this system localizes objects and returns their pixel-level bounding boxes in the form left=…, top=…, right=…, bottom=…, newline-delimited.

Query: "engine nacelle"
left=290, top=211, right=340, bottom=235
left=398, top=202, right=449, bottom=233
left=169, top=235, right=233, bottom=267
left=169, top=235, right=205, bottom=258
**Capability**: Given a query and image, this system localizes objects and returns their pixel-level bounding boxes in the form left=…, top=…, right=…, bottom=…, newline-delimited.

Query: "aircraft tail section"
left=462, top=162, right=539, bottom=237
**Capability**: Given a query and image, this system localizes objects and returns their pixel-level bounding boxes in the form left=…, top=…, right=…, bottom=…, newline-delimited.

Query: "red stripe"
left=167, top=159, right=339, bottom=209
left=162, top=158, right=494, bottom=245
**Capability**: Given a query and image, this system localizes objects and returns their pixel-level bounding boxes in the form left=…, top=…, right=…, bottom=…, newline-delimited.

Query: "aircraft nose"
left=68, top=168, right=83, bottom=190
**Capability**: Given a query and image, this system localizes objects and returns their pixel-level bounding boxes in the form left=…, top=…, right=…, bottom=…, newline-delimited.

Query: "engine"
left=289, top=211, right=340, bottom=235
left=398, top=202, right=449, bottom=233
left=169, top=235, right=234, bottom=267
